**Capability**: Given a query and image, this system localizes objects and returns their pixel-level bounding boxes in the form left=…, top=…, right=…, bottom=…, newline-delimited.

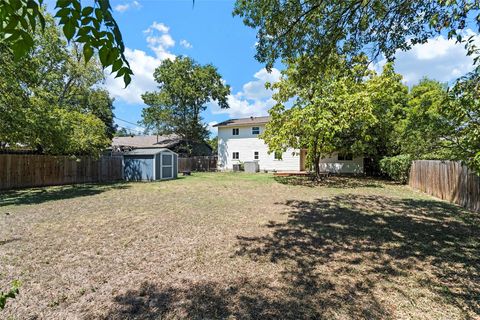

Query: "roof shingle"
left=213, top=116, right=271, bottom=127
left=112, top=134, right=181, bottom=148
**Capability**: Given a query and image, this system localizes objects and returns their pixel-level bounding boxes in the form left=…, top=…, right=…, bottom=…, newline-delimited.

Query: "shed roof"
left=213, top=116, right=271, bottom=127
left=123, top=148, right=174, bottom=156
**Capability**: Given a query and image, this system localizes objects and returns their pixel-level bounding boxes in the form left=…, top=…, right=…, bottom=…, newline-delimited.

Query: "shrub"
left=379, top=155, right=412, bottom=183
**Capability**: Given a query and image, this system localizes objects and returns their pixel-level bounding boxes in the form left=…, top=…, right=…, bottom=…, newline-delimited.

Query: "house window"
left=338, top=153, right=353, bottom=161
left=252, top=127, right=260, bottom=135
left=232, top=152, right=239, bottom=160
left=232, top=128, right=239, bottom=136
left=254, top=151, right=259, bottom=160
left=274, top=151, right=283, bottom=160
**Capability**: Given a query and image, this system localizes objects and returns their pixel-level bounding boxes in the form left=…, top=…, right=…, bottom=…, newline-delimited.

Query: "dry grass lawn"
left=0, top=173, right=479, bottom=319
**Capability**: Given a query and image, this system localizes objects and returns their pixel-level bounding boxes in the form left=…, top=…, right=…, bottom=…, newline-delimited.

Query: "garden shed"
left=123, top=148, right=178, bottom=181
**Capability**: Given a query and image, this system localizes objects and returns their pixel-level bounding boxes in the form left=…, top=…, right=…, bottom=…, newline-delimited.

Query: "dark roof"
left=213, top=116, right=271, bottom=127
left=112, top=134, right=181, bottom=148
left=124, top=148, right=175, bottom=156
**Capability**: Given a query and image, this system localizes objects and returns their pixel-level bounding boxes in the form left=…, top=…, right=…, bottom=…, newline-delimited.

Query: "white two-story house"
left=214, top=116, right=364, bottom=173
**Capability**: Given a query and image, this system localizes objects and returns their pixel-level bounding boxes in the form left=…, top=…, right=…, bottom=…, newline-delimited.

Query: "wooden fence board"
left=0, top=155, right=123, bottom=190
left=409, top=160, right=480, bottom=212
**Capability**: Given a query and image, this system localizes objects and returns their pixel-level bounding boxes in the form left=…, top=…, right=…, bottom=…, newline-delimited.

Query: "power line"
left=115, top=124, right=144, bottom=134
left=114, top=116, right=146, bottom=129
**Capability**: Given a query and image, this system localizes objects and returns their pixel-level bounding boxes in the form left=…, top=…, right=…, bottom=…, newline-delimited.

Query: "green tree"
left=208, top=136, right=218, bottom=153
left=234, top=0, right=480, bottom=70
left=0, top=15, right=112, bottom=156
left=0, top=0, right=132, bottom=86
left=141, top=56, right=230, bottom=150
left=363, top=63, right=409, bottom=173
left=440, top=73, right=480, bottom=173
left=398, top=79, right=450, bottom=159
left=393, top=75, right=479, bottom=174
left=114, top=127, right=131, bottom=137
left=234, top=0, right=480, bottom=174
left=263, top=56, right=376, bottom=178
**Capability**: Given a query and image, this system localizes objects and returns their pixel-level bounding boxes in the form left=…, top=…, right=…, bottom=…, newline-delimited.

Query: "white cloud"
left=240, top=68, right=281, bottom=100
left=180, top=39, right=193, bottom=49
left=374, top=30, right=480, bottom=86
left=114, top=0, right=141, bottom=12
left=211, top=68, right=280, bottom=118
left=144, top=22, right=170, bottom=34
left=105, top=48, right=162, bottom=104
left=105, top=22, right=177, bottom=104
left=207, top=121, right=218, bottom=136
left=144, top=21, right=176, bottom=60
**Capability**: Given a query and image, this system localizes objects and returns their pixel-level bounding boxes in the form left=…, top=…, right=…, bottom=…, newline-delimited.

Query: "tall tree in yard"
left=362, top=63, right=409, bottom=173
left=444, top=73, right=480, bottom=173
left=398, top=79, right=451, bottom=159
left=141, top=56, right=230, bottom=151
left=0, top=15, right=113, bottom=156
left=235, top=0, right=480, bottom=174
left=398, top=77, right=480, bottom=174
left=262, top=56, right=376, bottom=178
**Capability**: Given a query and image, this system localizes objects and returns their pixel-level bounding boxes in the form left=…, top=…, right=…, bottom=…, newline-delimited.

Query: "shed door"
left=161, top=153, right=173, bottom=179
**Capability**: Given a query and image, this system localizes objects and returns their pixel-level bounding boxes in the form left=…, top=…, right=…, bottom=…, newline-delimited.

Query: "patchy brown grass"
left=0, top=173, right=479, bottom=319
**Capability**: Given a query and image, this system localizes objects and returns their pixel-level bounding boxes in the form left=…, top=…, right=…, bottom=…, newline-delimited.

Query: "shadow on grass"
left=100, top=195, right=479, bottom=319
left=236, top=195, right=480, bottom=317
left=0, top=183, right=130, bottom=207
left=274, top=175, right=386, bottom=188
left=98, top=277, right=374, bottom=320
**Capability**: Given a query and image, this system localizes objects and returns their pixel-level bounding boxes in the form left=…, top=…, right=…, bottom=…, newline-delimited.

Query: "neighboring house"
left=214, top=116, right=364, bottom=173
left=111, top=134, right=212, bottom=157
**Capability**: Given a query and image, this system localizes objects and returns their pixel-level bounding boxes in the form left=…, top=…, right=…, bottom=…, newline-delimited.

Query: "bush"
left=379, top=155, right=412, bottom=183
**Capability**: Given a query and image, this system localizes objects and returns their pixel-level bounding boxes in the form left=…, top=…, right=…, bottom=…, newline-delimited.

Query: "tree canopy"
left=0, top=15, right=113, bottom=156
left=141, top=56, right=230, bottom=145
left=235, top=0, right=480, bottom=174
left=0, top=0, right=132, bottom=86
left=398, top=79, right=451, bottom=159
left=234, top=0, right=480, bottom=70
left=262, top=56, right=480, bottom=176
left=397, top=76, right=480, bottom=172
left=263, top=56, right=376, bottom=178
left=445, top=73, right=480, bottom=171
left=362, top=63, right=408, bottom=171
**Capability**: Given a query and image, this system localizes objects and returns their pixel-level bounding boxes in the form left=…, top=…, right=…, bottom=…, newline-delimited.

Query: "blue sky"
left=105, top=0, right=280, bottom=136
left=51, top=0, right=480, bottom=136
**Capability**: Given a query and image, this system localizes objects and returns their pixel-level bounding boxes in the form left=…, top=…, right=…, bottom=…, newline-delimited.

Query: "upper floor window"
left=232, top=128, right=239, bottom=136
left=252, top=127, right=260, bottom=135
left=338, top=153, right=353, bottom=161
left=274, top=151, right=283, bottom=160
left=254, top=151, right=259, bottom=160
left=232, top=152, right=239, bottom=160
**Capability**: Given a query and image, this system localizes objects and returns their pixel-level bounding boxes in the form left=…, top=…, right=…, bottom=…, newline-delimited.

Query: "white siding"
left=217, top=125, right=300, bottom=171
left=217, top=123, right=364, bottom=173
left=319, top=153, right=364, bottom=173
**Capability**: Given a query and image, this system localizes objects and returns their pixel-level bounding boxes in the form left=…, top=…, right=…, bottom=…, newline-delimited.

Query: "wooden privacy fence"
left=0, top=154, right=123, bottom=190
left=409, top=160, right=480, bottom=212
left=178, top=156, right=217, bottom=172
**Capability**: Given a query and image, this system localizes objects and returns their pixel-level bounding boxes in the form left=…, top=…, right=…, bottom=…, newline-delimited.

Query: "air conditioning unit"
left=232, top=164, right=241, bottom=172
left=244, top=161, right=259, bottom=173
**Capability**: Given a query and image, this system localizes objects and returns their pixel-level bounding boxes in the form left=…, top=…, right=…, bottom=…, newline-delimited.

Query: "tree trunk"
left=313, top=154, right=321, bottom=180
